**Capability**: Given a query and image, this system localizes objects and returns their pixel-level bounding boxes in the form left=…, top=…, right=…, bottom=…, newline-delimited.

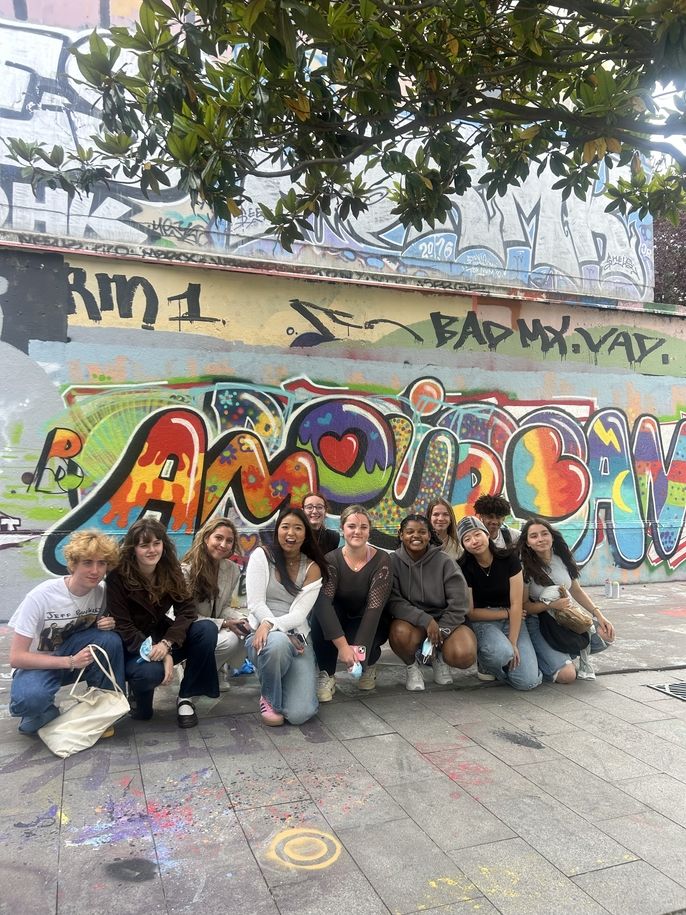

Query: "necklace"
left=344, top=545, right=371, bottom=572
left=477, top=562, right=492, bottom=577
left=65, top=577, right=98, bottom=613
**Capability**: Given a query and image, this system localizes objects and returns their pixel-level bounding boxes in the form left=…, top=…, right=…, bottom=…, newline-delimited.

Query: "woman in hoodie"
left=387, top=514, right=476, bottom=691
left=457, top=516, right=541, bottom=690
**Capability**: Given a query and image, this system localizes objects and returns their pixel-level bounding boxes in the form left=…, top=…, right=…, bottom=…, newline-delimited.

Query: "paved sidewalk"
left=1, top=583, right=686, bottom=915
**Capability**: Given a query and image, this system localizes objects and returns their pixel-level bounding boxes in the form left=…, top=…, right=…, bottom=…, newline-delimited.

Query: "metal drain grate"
left=647, top=682, right=686, bottom=701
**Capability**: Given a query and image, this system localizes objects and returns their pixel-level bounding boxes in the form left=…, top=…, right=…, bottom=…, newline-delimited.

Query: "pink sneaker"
left=259, top=696, right=284, bottom=727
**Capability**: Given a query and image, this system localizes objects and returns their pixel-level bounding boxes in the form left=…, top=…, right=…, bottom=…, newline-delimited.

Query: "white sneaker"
left=357, top=665, right=377, bottom=691
left=577, top=649, right=596, bottom=680
left=405, top=661, right=425, bottom=691
left=476, top=662, right=496, bottom=682
left=433, top=652, right=453, bottom=685
left=317, top=671, right=336, bottom=702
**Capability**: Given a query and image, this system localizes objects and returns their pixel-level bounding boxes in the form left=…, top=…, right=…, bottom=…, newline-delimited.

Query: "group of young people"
left=9, top=490, right=615, bottom=737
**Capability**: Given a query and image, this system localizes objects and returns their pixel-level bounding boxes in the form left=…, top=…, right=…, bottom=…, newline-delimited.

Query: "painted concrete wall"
left=1, top=247, right=685, bottom=614
left=0, top=12, right=654, bottom=301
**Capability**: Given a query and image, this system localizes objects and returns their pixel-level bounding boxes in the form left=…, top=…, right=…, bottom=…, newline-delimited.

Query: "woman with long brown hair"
left=245, top=508, right=326, bottom=726
left=520, top=518, right=615, bottom=683
left=107, top=518, right=219, bottom=727
left=182, top=517, right=249, bottom=688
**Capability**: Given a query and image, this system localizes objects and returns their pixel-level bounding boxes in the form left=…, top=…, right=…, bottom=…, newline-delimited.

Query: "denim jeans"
left=471, top=620, right=542, bottom=690
left=125, top=618, right=219, bottom=704
left=10, top=628, right=126, bottom=734
left=246, top=630, right=318, bottom=725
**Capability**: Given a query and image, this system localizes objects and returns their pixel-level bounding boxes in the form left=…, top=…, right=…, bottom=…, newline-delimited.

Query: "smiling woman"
left=245, top=508, right=327, bottom=726
left=106, top=518, right=220, bottom=728
left=386, top=514, right=476, bottom=691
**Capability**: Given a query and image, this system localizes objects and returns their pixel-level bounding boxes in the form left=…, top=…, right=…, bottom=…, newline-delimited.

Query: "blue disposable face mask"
left=420, top=637, right=434, bottom=664
left=137, top=636, right=153, bottom=663
left=349, top=661, right=363, bottom=679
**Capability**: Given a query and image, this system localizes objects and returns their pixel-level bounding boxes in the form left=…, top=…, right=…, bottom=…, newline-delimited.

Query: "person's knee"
left=187, top=619, right=218, bottom=647
left=389, top=620, right=421, bottom=653
left=284, top=700, right=318, bottom=726
left=508, top=667, right=543, bottom=690
left=554, top=662, right=576, bottom=684
left=479, top=642, right=512, bottom=668
left=443, top=628, right=477, bottom=669
left=10, top=678, right=55, bottom=715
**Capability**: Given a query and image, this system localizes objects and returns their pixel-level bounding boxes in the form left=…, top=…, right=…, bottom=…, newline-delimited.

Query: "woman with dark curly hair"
left=181, top=516, right=249, bottom=689
left=245, top=508, right=327, bottom=726
left=387, top=514, right=476, bottom=691
left=520, top=518, right=616, bottom=683
left=107, top=518, right=219, bottom=727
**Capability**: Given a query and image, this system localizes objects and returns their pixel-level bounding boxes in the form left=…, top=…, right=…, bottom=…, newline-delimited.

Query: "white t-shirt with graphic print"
left=9, top=577, right=105, bottom=653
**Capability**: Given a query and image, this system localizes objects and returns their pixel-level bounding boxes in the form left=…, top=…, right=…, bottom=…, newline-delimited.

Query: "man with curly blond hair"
left=9, top=530, right=125, bottom=735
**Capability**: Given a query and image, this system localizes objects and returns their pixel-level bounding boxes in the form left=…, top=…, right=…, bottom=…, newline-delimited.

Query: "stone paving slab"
left=572, top=859, right=686, bottom=915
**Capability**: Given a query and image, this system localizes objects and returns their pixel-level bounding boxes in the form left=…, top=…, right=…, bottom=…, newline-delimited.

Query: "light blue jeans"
left=10, top=629, right=126, bottom=734
left=246, top=631, right=318, bottom=725
left=471, top=620, right=542, bottom=690
left=525, top=614, right=573, bottom=680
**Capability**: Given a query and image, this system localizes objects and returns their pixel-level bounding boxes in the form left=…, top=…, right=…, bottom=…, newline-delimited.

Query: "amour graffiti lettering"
left=32, top=376, right=686, bottom=574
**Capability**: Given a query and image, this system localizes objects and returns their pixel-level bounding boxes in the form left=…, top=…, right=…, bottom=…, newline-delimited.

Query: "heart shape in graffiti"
left=319, top=432, right=360, bottom=474
left=506, top=426, right=590, bottom=520
left=238, top=533, right=260, bottom=555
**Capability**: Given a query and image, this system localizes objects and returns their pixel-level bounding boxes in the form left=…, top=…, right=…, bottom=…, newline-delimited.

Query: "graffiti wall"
left=1, top=247, right=685, bottom=613
left=0, top=11, right=654, bottom=301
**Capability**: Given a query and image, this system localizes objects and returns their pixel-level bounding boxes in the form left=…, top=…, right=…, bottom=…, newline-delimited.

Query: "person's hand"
left=149, top=641, right=170, bottom=662
left=550, top=595, right=573, bottom=612
left=70, top=646, right=94, bottom=669
left=426, top=619, right=441, bottom=647
left=595, top=614, right=615, bottom=642
left=508, top=642, right=521, bottom=670
left=338, top=643, right=357, bottom=669
left=224, top=619, right=251, bottom=639
left=252, top=621, right=272, bottom=653
left=96, top=614, right=115, bottom=631
left=161, top=653, right=174, bottom=686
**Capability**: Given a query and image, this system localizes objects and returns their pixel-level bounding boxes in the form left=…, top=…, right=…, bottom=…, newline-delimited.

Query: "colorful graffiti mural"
left=1, top=254, right=685, bottom=604
left=0, top=14, right=654, bottom=300
left=18, top=374, right=686, bottom=577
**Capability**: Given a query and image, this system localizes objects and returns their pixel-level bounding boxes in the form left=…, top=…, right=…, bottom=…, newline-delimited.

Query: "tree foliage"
left=654, top=212, right=686, bottom=305
left=6, top=0, right=686, bottom=250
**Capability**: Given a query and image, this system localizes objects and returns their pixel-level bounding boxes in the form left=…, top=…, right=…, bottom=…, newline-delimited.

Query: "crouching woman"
left=245, top=509, right=326, bottom=726
left=107, top=519, right=219, bottom=728
left=9, top=531, right=125, bottom=735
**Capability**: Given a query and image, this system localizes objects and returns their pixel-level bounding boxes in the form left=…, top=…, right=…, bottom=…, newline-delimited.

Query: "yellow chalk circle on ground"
left=267, top=827, right=342, bottom=870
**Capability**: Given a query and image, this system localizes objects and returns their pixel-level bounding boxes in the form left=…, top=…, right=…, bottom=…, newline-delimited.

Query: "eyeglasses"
left=304, top=504, right=325, bottom=513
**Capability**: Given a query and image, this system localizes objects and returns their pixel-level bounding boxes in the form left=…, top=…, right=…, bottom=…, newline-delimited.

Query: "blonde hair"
left=340, top=504, right=372, bottom=527
left=63, top=530, right=119, bottom=571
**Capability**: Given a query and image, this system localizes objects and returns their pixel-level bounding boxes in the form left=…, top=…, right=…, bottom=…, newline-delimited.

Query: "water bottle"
left=611, top=581, right=620, bottom=599
left=604, top=578, right=612, bottom=597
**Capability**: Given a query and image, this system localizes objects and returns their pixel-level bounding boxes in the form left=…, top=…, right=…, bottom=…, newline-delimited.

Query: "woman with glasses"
left=302, top=491, right=340, bottom=554
left=387, top=513, right=476, bottom=691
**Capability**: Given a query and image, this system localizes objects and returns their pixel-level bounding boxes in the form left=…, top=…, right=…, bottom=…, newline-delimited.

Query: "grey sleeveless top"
left=265, top=555, right=311, bottom=617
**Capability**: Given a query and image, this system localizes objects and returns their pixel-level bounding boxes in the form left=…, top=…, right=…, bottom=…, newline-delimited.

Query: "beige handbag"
left=550, top=587, right=594, bottom=634
left=38, top=643, right=130, bottom=758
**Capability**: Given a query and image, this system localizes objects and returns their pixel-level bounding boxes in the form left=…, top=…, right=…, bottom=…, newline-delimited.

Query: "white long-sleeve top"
left=246, top=547, right=322, bottom=636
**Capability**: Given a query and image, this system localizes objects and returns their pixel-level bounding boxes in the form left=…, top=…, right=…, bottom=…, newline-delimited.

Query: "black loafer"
left=177, top=698, right=198, bottom=729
